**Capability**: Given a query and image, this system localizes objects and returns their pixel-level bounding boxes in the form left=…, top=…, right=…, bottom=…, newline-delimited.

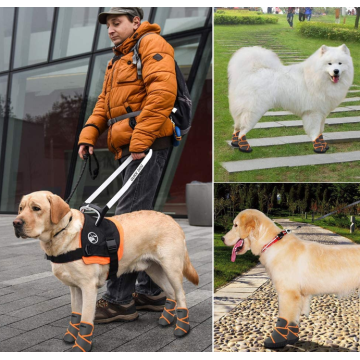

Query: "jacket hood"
left=113, top=21, right=161, bottom=56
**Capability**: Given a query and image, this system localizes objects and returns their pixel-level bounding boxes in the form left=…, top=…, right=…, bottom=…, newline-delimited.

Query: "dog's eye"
left=339, top=62, right=342, bottom=65
left=19, top=207, right=23, bottom=212
left=32, top=207, right=41, bottom=211
left=328, top=63, right=332, bottom=65
left=234, top=224, right=238, bottom=227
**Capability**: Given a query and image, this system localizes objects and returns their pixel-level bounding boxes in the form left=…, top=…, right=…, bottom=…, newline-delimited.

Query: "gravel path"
left=214, top=219, right=359, bottom=352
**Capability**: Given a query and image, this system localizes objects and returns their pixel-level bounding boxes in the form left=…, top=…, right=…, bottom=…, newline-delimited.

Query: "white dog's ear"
left=339, top=44, right=350, bottom=55
left=320, top=45, right=328, bottom=55
left=47, top=194, right=70, bottom=224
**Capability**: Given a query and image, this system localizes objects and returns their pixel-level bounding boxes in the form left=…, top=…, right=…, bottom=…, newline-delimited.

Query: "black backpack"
left=131, top=33, right=192, bottom=136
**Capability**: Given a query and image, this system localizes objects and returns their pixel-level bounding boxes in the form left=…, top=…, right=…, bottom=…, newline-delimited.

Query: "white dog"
left=228, top=45, right=354, bottom=153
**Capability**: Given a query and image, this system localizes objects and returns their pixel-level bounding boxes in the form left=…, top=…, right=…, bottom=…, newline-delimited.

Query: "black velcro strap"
left=106, top=239, right=118, bottom=280
left=45, top=248, right=83, bottom=263
left=83, top=124, right=100, bottom=136
left=107, top=111, right=141, bottom=127
left=126, top=106, right=137, bottom=130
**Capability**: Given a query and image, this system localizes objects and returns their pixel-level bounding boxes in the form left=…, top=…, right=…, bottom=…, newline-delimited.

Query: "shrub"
left=298, top=22, right=360, bottom=43
left=216, top=10, right=225, bottom=14
left=214, top=14, right=278, bottom=25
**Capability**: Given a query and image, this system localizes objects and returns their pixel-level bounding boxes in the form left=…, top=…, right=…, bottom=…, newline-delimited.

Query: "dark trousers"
left=103, top=148, right=169, bottom=304
left=287, top=13, right=294, bottom=27
left=299, top=13, right=305, bottom=21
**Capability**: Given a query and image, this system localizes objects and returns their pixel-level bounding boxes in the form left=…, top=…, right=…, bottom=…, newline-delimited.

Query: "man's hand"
left=131, top=152, right=146, bottom=160
left=78, top=145, right=93, bottom=160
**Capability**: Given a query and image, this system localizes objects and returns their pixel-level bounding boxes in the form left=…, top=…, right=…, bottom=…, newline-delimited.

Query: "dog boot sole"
left=174, top=326, right=191, bottom=338
left=239, top=147, right=253, bottom=153
left=287, top=337, right=299, bottom=345
left=231, top=141, right=239, bottom=148
left=94, top=312, right=139, bottom=324
left=264, top=339, right=288, bottom=349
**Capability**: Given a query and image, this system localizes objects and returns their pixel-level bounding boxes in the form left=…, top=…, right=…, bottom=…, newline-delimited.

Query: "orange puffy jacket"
left=78, top=22, right=177, bottom=159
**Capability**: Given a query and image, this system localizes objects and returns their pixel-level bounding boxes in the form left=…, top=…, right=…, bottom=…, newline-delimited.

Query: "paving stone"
left=0, top=272, right=53, bottom=286
left=348, top=90, right=360, bottom=93
left=0, top=295, right=48, bottom=315
left=0, top=325, right=25, bottom=342
left=342, top=97, right=360, bottom=103
left=227, top=131, right=360, bottom=148
left=264, top=106, right=359, bottom=116
left=222, top=151, right=360, bottom=173
left=24, top=338, right=72, bottom=352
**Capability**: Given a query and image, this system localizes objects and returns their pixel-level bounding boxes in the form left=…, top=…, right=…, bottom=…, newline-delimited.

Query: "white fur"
left=228, top=45, right=354, bottom=140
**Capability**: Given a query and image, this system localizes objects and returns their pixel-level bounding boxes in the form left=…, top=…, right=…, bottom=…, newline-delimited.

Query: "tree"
left=271, top=186, right=278, bottom=209
left=355, top=7, right=360, bottom=29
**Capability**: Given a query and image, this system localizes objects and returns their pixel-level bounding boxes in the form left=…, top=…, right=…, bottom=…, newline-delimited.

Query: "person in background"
left=299, top=7, right=305, bottom=21
left=305, top=7, right=313, bottom=21
left=287, top=7, right=295, bottom=28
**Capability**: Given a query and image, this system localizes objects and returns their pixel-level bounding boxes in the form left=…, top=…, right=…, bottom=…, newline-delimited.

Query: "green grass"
left=214, top=15, right=360, bottom=182
left=288, top=215, right=360, bottom=243
left=214, top=233, right=259, bottom=290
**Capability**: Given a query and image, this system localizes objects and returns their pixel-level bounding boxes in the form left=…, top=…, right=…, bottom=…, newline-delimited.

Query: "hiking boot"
left=231, top=130, right=240, bottom=147
left=159, top=298, right=176, bottom=327
left=264, top=317, right=289, bottom=349
left=71, top=322, right=93, bottom=352
left=287, top=322, right=300, bottom=345
left=313, top=134, right=329, bottom=153
left=63, top=312, right=81, bottom=344
left=94, top=298, right=139, bottom=324
left=238, top=135, right=252, bottom=153
left=133, top=292, right=166, bottom=312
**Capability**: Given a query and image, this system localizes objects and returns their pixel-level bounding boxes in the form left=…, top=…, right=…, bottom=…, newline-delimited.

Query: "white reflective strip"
left=84, top=155, right=133, bottom=204
left=106, top=150, right=153, bottom=209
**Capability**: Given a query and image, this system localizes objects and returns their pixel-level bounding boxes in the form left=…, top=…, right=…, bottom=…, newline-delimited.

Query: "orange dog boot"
left=231, top=130, right=240, bottom=147
left=174, top=308, right=190, bottom=337
left=63, top=312, right=81, bottom=344
left=313, top=134, right=329, bottom=153
left=71, top=322, right=94, bottom=352
left=264, top=317, right=289, bottom=349
left=287, top=322, right=299, bottom=345
left=238, top=135, right=252, bottom=153
left=159, top=298, right=176, bottom=327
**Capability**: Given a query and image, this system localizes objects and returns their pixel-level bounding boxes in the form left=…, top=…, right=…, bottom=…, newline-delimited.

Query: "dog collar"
left=53, top=215, right=73, bottom=238
left=261, top=230, right=289, bottom=253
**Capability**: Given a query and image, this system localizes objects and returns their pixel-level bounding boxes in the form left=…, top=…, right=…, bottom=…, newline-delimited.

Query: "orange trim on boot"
left=159, top=298, right=176, bottom=324
left=238, top=135, right=252, bottom=153
left=175, top=307, right=189, bottom=334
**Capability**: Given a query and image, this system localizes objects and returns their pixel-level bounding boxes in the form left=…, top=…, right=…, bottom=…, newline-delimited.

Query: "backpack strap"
left=131, top=32, right=157, bottom=79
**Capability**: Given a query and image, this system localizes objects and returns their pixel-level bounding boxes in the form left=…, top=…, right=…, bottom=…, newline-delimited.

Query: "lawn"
left=214, top=14, right=360, bottom=182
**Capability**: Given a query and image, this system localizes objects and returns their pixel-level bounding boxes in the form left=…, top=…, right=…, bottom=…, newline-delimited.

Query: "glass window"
left=14, top=7, right=54, bottom=69
left=52, top=8, right=98, bottom=60
left=97, top=7, right=151, bottom=50
left=0, top=58, right=89, bottom=212
left=0, top=75, right=8, bottom=161
left=0, top=8, right=15, bottom=72
left=69, top=52, right=123, bottom=210
left=154, top=7, right=209, bottom=35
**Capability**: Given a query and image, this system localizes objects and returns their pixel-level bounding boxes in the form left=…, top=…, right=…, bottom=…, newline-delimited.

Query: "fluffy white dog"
left=228, top=45, right=354, bottom=153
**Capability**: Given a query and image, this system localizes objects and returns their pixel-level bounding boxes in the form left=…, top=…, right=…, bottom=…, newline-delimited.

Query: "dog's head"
left=13, top=191, right=70, bottom=242
left=319, top=44, right=353, bottom=84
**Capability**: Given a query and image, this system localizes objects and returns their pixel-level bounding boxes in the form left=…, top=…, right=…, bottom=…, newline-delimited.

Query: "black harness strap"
left=106, top=239, right=119, bottom=280
left=45, top=248, right=83, bottom=263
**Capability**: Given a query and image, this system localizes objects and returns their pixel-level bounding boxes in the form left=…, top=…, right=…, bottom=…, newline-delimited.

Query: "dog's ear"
left=18, top=196, right=24, bottom=214
left=47, top=194, right=70, bottom=224
left=339, top=44, right=350, bottom=55
left=240, top=212, right=256, bottom=238
left=320, top=45, right=328, bottom=56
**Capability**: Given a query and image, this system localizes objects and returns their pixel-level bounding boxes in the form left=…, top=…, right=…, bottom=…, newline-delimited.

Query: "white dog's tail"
left=183, top=247, right=199, bottom=285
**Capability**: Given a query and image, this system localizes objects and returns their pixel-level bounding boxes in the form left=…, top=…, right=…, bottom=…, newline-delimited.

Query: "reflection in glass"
left=154, top=7, right=209, bottom=35
left=0, top=58, right=89, bottom=212
left=14, top=7, right=54, bottom=69
left=69, top=53, right=123, bottom=210
left=0, top=8, right=15, bottom=72
left=52, top=8, right=98, bottom=59
left=0, top=75, right=8, bottom=161
left=97, top=7, right=151, bottom=50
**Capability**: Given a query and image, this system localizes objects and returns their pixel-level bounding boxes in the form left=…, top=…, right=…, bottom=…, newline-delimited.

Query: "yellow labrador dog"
left=222, top=209, right=359, bottom=349
left=13, top=191, right=199, bottom=352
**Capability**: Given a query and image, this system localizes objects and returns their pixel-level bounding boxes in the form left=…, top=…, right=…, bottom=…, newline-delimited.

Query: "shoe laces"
left=96, top=298, right=109, bottom=308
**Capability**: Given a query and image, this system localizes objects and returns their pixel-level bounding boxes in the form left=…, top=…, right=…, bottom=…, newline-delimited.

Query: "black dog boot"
left=264, top=317, right=288, bottom=349
left=159, top=298, right=176, bottom=327
left=313, top=134, right=329, bottom=153
left=231, top=130, right=240, bottom=147
left=63, top=312, right=81, bottom=344
left=174, top=308, right=190, bottom=337
left=238, top=135, right=252, bottom=153
left=71, top=322, right=94, bottom=352
left=287, top=322, right=300, bottom=345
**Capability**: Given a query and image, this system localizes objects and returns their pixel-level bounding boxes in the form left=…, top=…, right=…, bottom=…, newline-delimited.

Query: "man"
left=287, top=7, right=295, bottom=28
left=299, top=7, right=305, bottom=22
left=78, top=7, right=177, bottom=323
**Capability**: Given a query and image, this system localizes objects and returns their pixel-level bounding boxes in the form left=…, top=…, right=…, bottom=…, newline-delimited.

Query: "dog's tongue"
left=231, top=239, right=244, bottom=262
left=333, top=76, right=339, bottom=83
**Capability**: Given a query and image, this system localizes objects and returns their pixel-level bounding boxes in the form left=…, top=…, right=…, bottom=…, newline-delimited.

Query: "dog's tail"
left=183, top=247, right=199, bottom=286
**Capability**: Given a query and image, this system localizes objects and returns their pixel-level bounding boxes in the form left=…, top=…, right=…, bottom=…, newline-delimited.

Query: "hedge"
left=214, top=14, right=278, bottom=25
left=298, top=22, right=360, bottom=42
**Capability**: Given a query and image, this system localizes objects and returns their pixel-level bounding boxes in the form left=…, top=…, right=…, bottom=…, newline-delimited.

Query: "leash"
left=65, top=151, right=99, bottom=204
left=80, top=149, right=153, bottom=226
left=315, top=199, right=360, bottom=221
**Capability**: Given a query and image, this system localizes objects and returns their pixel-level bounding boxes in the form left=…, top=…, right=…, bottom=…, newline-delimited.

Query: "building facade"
left=0, top=7, right=212, bottom=216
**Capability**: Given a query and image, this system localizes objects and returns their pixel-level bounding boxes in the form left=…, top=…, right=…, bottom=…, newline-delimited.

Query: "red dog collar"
left=261, top=230, right=289, bottom=253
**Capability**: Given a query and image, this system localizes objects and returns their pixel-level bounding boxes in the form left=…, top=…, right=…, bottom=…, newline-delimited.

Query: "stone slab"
left=264, top=106, right=359, bottom=116
left=342, top=97, right=360, bottom=103
left=0, top=272, right=53, bottom=286
left=348, top=90, right=360, bottom=93
left=222, top=151, right=360, bottom=173
left=226, top=131, right=360, bottom=148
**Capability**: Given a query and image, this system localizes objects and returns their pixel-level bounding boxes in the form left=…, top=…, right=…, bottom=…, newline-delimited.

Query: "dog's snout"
left=221, top=236, right=225, bottom=243
left=334, top=69, right=339, bottom=75
left=13, top=218, right=24, bottom=228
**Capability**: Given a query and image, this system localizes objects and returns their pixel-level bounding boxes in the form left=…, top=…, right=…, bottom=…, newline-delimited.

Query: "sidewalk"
left=0, top=215, right=212, bottom=352
left=214, top=219, right=359, bottom=352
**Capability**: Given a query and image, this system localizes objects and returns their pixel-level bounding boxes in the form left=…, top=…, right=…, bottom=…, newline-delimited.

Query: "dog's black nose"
left=334, top=69, right=339, bottom=75
left=221, top=236, right=225, bottom=242
left=13, top=218, right=24, bottom=228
